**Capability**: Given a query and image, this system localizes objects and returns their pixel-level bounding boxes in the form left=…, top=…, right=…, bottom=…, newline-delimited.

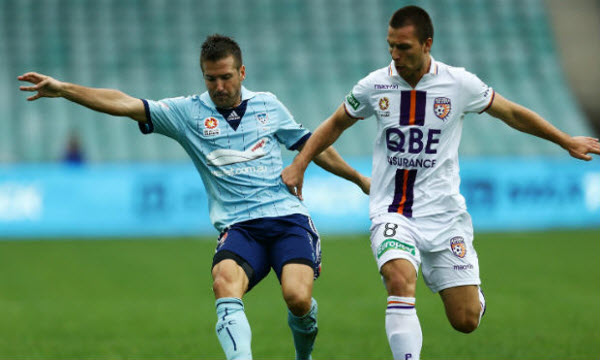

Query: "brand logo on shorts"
left=377, top=239, right=416, bottom=258
left=433, top=97, right=451, bottom=120
left=453, top=264, right=474, bottom=271
left=216, top=231, right=228, bottom=251
left=346, top=92, right=360, bottom=110
left=450, top=236, right=467, bottom=258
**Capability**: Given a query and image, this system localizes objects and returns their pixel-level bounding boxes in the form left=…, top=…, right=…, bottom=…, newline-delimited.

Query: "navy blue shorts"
left=211, top=213, right=321, bottom=292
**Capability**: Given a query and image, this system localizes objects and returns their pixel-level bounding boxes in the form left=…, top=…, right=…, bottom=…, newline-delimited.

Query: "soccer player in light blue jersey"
left=18, top=34, right=370, bottom=360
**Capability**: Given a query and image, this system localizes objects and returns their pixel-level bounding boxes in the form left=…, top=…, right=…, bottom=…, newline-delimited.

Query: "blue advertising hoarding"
left=0, top=157, right=598, bottom=238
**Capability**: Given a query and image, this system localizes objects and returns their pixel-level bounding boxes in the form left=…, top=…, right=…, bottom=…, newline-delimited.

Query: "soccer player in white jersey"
left=18, top=34, right=370, bottom=360
left=282, top=6, right=600, bottom=360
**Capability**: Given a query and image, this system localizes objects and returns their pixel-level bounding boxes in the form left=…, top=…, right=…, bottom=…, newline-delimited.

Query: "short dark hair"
left=200, top=34, right=243, bottom=71
left=389, top=6, right=434, bottom=44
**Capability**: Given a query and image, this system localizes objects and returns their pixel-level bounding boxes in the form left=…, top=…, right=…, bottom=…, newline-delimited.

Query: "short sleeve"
left=272, top=98, right=311, bottom=150
left=461, top=71, right=495, bottom=114
left=138, top=97, right=189, bottom=139
left=344, top=78, right=375, bottom=119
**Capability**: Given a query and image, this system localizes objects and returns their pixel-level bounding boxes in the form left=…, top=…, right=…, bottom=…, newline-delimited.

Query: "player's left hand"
left=358, top=175, right=371, bottom=195
left=564, top=136, right=600, bottom=161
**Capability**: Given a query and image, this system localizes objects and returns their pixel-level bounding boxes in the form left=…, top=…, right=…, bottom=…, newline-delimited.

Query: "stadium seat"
left=2, top=0, right=593, bottom=161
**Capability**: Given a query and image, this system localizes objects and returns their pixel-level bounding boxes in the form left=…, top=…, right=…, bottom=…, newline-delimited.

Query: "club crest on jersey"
left=255, top=112, right=269, bottom=125
left=450, top=236, right=467, bottom=258
left=202, top=117, right=220, bottom=136
left=379, top=97, right=390, bottom=111
left=433, top=97, right=451, bottom=120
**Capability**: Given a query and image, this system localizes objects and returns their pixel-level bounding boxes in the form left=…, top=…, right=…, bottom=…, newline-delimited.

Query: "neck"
left=403, top=56, right=431, bottom=88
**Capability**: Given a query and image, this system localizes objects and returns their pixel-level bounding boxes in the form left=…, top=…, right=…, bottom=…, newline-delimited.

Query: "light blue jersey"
left=139, top=87, right=310, bottom=232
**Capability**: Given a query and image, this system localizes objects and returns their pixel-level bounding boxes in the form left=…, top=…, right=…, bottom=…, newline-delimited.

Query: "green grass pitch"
left=1, top=229, right=598, bottom=359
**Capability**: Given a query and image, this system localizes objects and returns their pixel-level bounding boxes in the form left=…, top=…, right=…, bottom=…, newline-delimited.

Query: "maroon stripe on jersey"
left=387, top=169, right=417, bottom=217
left=399, top=90, right=427, bottom=126
left=413, top=91, right=426, bottom=126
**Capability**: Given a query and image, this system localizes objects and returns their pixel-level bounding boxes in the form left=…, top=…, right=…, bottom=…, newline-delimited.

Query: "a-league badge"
left=450, top=236, right=467, bottom=258
left=379, top=97, right=390, bottom=111
left=433, top=97, right=451, bottom=120
left=202, top=117, right=220, bottom=136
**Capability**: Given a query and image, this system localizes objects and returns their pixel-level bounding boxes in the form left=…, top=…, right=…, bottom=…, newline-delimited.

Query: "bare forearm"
left=294, top=115, right=348, bottom=171
left=505, top=105, right=571, bottom=148
left=60, top=83, right=144, bottom=119
left=314, top=147, right=362, bottom=185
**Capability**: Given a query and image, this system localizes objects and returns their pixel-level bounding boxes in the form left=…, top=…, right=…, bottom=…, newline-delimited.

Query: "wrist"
left=293, top=152, right=311, bottom=171
left=56, top=81, right=70, bottom=98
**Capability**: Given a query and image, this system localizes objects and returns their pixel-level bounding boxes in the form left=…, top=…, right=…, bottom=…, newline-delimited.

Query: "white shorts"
left=370, top=211, right=481, bottom=293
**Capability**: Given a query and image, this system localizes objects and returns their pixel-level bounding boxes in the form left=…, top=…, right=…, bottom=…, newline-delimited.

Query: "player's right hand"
left=18, top=72, right=63, bottom=101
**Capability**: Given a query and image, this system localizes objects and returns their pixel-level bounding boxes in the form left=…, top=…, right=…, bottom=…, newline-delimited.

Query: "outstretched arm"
left=18, top=72, right=147, bottom=122
left=282, top=104, right=363, bottom=200
left=486, top=93, right=600, bottom=160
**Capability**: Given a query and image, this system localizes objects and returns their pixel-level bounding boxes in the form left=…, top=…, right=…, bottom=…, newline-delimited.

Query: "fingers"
left=27, top=93, right=41, bottom=101
left=19, top=85, right=39, bottom=92
left=284, top=183, right=303, bottom=201
left=17, top=72, right=45, bottom=83
left=296, top=183, right=303, bottom=201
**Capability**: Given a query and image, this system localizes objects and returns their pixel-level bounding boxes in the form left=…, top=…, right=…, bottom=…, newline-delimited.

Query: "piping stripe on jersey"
left=400, top=90, right=426, bottom=126
left=387, top=169, right=417, bottom=217
left=478, top=89, right=496, bottom=114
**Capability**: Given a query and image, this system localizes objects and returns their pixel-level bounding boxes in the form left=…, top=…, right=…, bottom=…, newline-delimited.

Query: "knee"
left=449, top=309, right=480, bottom=333
left=212, top=274, right=233, bottom=296
left=283, top=287, right=312, bottom=316
left=381, top=261, right=417, bottom=296
left=211, top=260, right=247, bottom=298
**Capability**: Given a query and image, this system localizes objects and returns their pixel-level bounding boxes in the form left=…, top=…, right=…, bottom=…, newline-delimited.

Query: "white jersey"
left=344, top=58, right=494, bottom=220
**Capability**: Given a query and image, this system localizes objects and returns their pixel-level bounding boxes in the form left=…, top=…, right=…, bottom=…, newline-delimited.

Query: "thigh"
left=269, top=214, right=321, bottom=281
left=439, top=285, right=481, bottom=327
left=211, top=259, right=249, bottom=298
left=212, top=226, right=271, bottom=292
left=420, top=213, right=480, bottom=293
left=370, top=216, right=421, bottom=274
left=280, top=263, right=315, bottom=307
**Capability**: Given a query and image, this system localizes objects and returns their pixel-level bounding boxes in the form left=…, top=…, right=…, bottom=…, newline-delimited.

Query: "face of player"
left=387, top=25, right=432, bottom=86
left=202, top=55, right=246, bottom=109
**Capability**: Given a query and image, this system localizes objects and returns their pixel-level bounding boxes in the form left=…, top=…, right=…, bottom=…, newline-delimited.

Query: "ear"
left=240, top=65, right=246, bottom=81
left=424, top=38, right=433, bottom=53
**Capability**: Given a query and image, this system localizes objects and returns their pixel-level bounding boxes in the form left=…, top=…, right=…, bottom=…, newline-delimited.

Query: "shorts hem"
left=377, top=253, right=419, bottom=274
left=428, top=279, right=481, bottom=294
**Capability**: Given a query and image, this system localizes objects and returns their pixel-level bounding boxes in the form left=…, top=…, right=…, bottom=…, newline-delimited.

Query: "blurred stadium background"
left=1, top=0, right=599, bottom=358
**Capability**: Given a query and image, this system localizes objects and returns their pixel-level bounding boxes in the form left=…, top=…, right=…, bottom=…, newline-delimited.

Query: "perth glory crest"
left=433, top=97, right=451, bottom=120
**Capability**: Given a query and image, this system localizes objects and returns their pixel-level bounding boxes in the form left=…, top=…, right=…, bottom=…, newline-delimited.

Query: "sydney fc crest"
left=433, top=97, right=451, bottom=120
left=255, top=112, right=269, bottom=125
